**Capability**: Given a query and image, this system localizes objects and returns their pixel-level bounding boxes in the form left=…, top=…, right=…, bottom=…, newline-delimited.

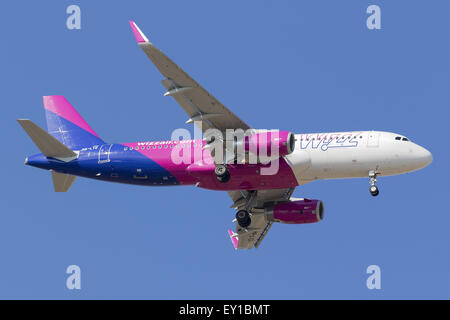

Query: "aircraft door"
left=98, top=144, right=113, bottom=163
left=367, top=131, right=380, bottom=148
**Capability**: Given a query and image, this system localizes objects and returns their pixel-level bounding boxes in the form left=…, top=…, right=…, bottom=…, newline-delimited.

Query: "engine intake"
left=265, top=199, right=324, bottom=224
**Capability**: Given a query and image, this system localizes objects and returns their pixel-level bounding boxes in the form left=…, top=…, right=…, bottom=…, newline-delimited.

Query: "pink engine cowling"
left=265, top=199, right=324, bottom=224
left=244, top=131, right=295, bottom=157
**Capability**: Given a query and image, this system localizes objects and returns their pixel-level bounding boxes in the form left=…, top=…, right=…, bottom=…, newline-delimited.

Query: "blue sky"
left=1, top=0, right=449, bottom=299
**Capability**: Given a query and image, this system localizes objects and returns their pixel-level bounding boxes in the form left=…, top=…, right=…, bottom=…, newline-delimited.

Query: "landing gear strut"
left=236, top=210, right=251, bottom=228
left=215, top=164, right=230, bottom=183
left=369, top=170, right=379, bottom=197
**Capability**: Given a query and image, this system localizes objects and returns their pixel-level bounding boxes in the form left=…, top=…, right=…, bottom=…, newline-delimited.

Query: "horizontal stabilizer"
left=52, top=171, right=76, bottom=192
left=17, top=119, right=77, bottom=160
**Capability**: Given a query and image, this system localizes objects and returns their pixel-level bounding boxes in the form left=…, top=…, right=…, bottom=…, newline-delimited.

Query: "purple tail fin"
left=43, top=95, right=105, bottom=150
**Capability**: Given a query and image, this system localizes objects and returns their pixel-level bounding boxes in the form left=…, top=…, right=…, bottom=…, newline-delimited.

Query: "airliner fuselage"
left=25, top=130, right=432, bottom=191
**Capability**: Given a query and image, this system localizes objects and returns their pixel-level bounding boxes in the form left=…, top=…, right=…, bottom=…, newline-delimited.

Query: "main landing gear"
left=235, top=210, right=251, bottom=228
left=369, top=170, right=379, bottom=197
left=232, top=190, right=257, bottom=230
left=215, top=164, right=230, bottom=183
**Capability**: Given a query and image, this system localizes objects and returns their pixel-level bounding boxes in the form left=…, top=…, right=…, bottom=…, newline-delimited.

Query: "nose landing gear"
left=369, top=170, right=379, bottom=197
left=370, top=185, right=379, bottom=196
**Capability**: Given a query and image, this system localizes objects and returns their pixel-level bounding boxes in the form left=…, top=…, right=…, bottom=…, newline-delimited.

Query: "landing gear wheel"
left=368, top=170, right=379, bottom=197
left=215, top=164, right=230, bottom=183
left=370, top=185, right=379, bottom=197
left=236, top=210, right=251, bottom=228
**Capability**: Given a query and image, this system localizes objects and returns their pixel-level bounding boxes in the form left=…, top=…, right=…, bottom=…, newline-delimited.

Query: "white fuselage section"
left=285, top=131, right=432, bottom=185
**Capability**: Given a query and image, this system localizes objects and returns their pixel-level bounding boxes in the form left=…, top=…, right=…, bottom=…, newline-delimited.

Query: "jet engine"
left=244, top=131, right=295, bottom=157
left=265, top=199, right=324, bottom=224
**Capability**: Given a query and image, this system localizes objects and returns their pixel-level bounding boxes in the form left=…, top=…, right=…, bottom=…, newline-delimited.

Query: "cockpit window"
left=395, top=136, right=411, bottom=141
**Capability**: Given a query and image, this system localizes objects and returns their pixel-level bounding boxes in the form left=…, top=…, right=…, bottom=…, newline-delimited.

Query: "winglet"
left=129, top=21, right=149, bottom=43
left=227, top=230, right=239, bottom=250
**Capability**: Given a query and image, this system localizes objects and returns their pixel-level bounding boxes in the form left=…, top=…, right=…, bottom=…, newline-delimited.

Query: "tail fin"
left=43, top=95, right=105, bottom=150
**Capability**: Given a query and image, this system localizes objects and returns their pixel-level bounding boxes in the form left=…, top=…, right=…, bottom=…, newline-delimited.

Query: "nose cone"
left=415, top=145, right=433, bottom=169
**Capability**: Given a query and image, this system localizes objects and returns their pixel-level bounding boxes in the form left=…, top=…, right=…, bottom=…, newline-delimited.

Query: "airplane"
left=17, top=21, right=432, bottom=250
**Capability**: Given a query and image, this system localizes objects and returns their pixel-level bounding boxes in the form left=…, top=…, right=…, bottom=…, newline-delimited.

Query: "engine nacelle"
left=244, top=131, right=295, bottom=157
left=265, top=199, right=324, bottom=224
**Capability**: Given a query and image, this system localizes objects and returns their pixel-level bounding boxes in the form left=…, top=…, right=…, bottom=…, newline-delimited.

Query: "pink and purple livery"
left=18, top=21, right=432, bottom=249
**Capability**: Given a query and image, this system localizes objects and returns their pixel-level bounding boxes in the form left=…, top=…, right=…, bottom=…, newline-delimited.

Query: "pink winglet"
left=43, top=95, right=100, bottom=138
left=227, top=230, right=238, bottom=250
left=129, top=20, right=149, bottom=43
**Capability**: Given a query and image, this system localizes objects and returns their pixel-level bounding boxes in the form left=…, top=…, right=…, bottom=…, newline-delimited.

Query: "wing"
left=129, top=21, right=250, bottom=133
left=227, top=188, right=295, bottom=249
left=129, top=21, right=291, bottom=250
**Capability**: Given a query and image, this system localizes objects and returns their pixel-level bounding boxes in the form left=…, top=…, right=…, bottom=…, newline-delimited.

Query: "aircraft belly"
left=195, top=158, right=299, bottom=191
